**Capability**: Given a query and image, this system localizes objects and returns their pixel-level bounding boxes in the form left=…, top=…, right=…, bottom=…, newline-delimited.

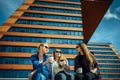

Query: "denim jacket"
left=30, top=53, right=51, bottom=79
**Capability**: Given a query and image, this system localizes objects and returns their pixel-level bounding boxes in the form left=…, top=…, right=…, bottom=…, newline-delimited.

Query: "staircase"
left=87, top=43, right=120, bottom=80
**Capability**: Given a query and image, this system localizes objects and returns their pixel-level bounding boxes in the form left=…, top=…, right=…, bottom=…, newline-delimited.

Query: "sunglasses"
left=60, top=60, right=64, bottom=61
left=76, top=46, right=79, bottom=48
left=55, top=50, right=61, bottom=53
left=44, top=46, right=49, bottom=49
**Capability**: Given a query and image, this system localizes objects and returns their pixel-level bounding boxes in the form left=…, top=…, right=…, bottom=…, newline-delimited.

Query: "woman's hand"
left=47, top=57, right=53, bottom=63
left=42, top=57, right=53, bottom=65
left=76, top=69, right=80, bottom=73
left=76, top=68, right=82, bottom=73
left=91, top=68, right=97, bottom=73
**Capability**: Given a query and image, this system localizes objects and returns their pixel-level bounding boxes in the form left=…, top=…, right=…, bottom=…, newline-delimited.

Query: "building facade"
left=0, top=0, right=117, bottom=80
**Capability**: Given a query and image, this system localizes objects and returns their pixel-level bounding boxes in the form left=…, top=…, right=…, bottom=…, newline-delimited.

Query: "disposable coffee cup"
left=50, top=57, right=54, bottom=63
left=78, top=67, right=82, bottom=73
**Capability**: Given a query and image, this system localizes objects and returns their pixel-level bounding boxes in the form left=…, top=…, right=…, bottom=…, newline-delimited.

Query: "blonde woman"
left=52, top=49, right=74, bottom=80
left=75, top=43, right=101, bottom=80
left=29, top=43, right=53, bottom=80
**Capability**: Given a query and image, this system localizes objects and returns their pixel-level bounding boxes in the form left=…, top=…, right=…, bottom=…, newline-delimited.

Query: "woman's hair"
left=53, top=49, right=66, bottom=68
left=38, top=42, right=48, bottom=50
left=77, top=43, right=96, bottom=65
left=37, top=42, right=48, bottom=54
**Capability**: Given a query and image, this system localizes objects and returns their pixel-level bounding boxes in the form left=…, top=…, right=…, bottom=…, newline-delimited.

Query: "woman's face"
left=54, top=49, right=61, bottom=58
left=76, top=45, right=83, bottom=55
left=39, top=43, right=49, bottom=54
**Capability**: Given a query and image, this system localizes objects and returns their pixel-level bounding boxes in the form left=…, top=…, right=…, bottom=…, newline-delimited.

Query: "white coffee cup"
left=78, top=67, right=82, bottom=73
left=50, top=57, right=54, bottom=63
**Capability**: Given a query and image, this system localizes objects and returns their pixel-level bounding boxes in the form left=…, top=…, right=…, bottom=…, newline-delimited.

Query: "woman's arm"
left=74, top=56, right=81, bottom=73
left=91, top=59, right=99, bottom=73
left=42, top=57, right=53, bottom=65
left=91, top=68, right=97, bottom=73
left=63, top=59, right=70, bottom=72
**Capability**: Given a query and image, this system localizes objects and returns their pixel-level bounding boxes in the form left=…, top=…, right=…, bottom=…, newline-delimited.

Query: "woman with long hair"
left=75, top=43, right=101, bottom=80
left=52, top=49, right=74, bottom=80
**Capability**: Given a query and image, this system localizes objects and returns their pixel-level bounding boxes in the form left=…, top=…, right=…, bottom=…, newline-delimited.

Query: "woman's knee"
left=85, top=72, right=93, bottom=79
left=67, top=73, right=74, bottom=80
left=32, top=73, right=46, bottom=80
left=55, top=73, right=66, bottom=80
left=75, top=73, right=84, bottom=80
left=29, top=70, right=36, bottom=80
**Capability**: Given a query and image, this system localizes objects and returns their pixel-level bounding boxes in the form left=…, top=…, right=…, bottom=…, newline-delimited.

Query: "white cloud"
left=115, top=7, right=120, bottom=12
left=104, top=9, right=120, bottom=20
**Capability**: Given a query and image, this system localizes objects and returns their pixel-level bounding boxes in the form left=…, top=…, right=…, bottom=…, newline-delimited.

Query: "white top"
left=53, top=61, right=64, bottom=75
left=51, top=59, right=69, bottom=80
left=39, top=59, right=43, bottom=63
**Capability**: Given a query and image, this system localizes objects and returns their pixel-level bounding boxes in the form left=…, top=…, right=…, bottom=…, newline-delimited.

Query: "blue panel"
left=97, top=60, right=120, bottom=63
left=95, top=56, right=119, bottom=59
left=8, top=27, right=82, bottom=36
left=0, top=70, right=32, bottom=78
left=33, top=1, right=80, bottom=8
left=0, top=46, right=37, bottom=53
left=93, top=52, right=115, bottom=55
left=15, top=19, right=82, bottom=28
left=0, top=57, right=32, bottom=64
left=22, top=12, right=82, bottom=20
left=1, top=36, right=83, bottom=44
left=88, top=47, right=112, bottom=51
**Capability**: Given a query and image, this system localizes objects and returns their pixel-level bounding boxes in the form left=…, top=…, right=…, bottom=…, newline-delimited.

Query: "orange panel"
left=2, top=23, right=83, bottom=31
left=19, top=16, right=82, bottom=24
left=0, top=31, right=83, bottom=39
left=0, top=64, right=32, bottom=70
left=0, top=52, right=77, bottom=58
left=39, top=0, right=81, bottom=5
left=28, top=4, right=82, bottom=11
left=0, top=41, right=76, bottom=48
left=0, top=64, right=74, bottom=70
left=17, top=9, right=82, bottom=17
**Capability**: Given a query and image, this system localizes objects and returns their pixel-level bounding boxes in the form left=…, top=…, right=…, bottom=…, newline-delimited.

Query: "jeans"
left=32, top=72, right=46, bottom=80
left=55, top=71, right=74, bottom=80
left=75, top=72, right=97, bottom=80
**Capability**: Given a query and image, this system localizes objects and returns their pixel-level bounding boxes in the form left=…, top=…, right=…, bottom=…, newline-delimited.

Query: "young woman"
left=52, top=49, right=74, bottom=80
left=29, top=43, right=52, bottom=80
left=74, top=43, right=101, bottom=80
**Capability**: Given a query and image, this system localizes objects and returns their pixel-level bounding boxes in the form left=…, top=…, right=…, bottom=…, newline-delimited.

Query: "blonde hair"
left=38, top=42, right=48, bottom=50
left=53, top=49, right=66, bottom=68
left=77, top=43, right=95, bottom=65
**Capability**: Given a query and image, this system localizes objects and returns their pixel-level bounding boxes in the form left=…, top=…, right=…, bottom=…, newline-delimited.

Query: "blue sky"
left=0, top=0, right=120, bottom=53
left=90, top=0, right=120, bottom=53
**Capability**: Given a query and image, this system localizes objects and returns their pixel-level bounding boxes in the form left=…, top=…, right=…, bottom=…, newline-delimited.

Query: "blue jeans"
left=32, top=72, right=46, bottom=80
left=55, top=71, right=74, bottom=80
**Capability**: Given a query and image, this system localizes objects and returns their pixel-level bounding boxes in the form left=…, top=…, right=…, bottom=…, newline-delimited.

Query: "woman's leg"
left=85, top=72, right=96, bottom=80
left=55, top=73, right=66, bottom=80
left=40, top=73, right=46, bottom=80
left=29, top=70, right=36, bottom=80
left=75, top=73, right=84, bottom=80
left=66, top=73, right=74, bottom=80
left=32, top=72, right=46, bottom=80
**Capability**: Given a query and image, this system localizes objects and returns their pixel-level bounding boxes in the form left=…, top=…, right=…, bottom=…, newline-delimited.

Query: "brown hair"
left=77, top=43, right=96, bottom=65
